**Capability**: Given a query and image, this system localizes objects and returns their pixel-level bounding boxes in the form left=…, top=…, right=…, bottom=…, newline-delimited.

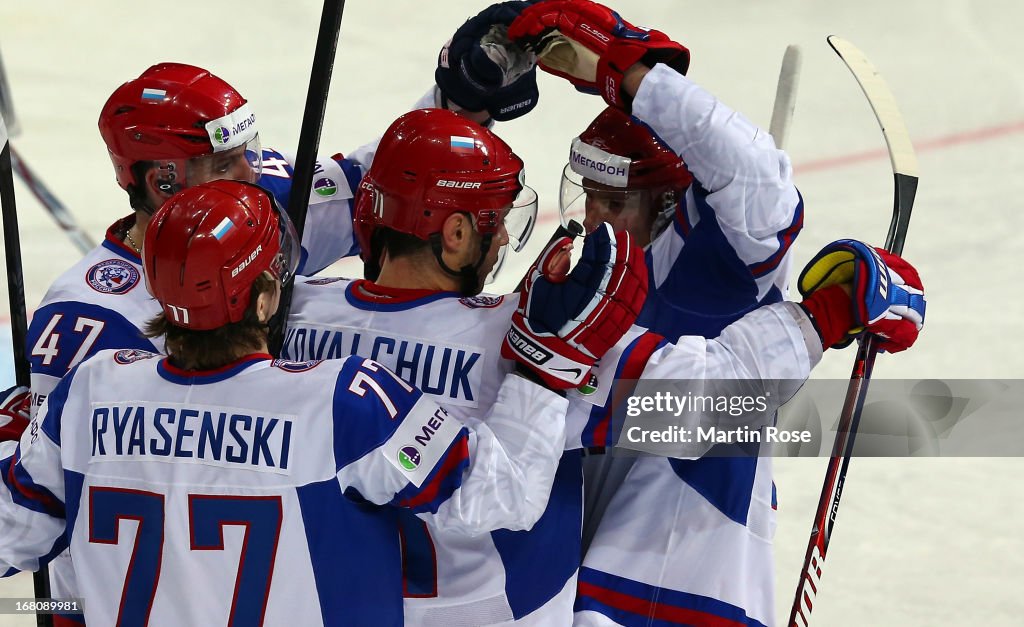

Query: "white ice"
left=0, top=1, right=1021, bottom=625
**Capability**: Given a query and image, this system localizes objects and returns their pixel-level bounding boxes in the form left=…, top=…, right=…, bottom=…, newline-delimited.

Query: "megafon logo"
left=398, top=446, right=421, bottom=471
left=580, top=23, right=610, bottom=43
left=214, top=126, right=231, bottom=145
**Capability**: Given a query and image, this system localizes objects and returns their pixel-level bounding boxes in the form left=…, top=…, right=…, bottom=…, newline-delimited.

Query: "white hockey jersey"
left=23, top=147, right=368, bottom=618
left=0, top=350, right=568, bottom=626
left=575, top=65, right=803, bottom=627
left=283, top=275, right=820, bottom=625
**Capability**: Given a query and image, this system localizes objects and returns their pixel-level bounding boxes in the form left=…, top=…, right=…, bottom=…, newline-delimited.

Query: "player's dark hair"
left=143, top=273, right=277, bottom=370
left=364, top=226, right=432, bottom=281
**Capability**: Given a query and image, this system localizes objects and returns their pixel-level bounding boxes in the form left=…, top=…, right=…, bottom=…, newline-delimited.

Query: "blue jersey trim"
left=576, top=566, right=768, bottom=627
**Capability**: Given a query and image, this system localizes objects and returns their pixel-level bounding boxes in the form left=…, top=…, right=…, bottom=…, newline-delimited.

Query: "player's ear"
left=255, top=271, right=281, bottom=324
left=143, top=167, right=175, bottom=206
left=439, top=212, right=473, bottom=254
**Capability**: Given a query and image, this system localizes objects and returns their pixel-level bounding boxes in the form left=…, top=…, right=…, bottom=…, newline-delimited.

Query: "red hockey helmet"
left=560, top=107, right=692, bottom=235
left=143, top=180, right=299, bottom=330
left=353, top=109, right=537, bottom=262
left=98, top=63, right=261, bottom=205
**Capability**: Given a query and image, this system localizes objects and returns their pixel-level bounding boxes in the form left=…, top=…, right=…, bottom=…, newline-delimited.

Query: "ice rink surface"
left=0, top=1, right=1021, bottom=625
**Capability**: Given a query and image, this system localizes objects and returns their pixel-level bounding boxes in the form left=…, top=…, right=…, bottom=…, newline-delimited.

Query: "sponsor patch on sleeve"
left=380, top=398, right=463, bottom=487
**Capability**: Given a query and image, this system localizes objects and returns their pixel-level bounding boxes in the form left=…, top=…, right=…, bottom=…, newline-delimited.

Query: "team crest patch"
left=303, top=277, right=346, bottom=286
left=114, top=349, right=156, bottom=365
left=86, top=259, right=140, bottom=294
left=272, top=359, right=323, bottom=373
left=459, top=295, right=504, bottom=309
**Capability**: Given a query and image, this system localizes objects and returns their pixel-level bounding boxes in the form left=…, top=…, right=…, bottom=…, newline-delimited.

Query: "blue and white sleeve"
left=633, top=65, right=803, bottom=298
left=0, top=369, right=76, bottom=576
left=332, top=357, right=568, bottom=535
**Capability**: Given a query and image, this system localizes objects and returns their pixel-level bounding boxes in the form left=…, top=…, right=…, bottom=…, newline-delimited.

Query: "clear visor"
left=484, top=183, right=538, bottom=285
left=505, top=183, right=538, bottom=253
left=270, top=198, right=301, bottom=286
left=184, top=134, right=263, bottom=187
left=559, top=163, right=650, bottom=231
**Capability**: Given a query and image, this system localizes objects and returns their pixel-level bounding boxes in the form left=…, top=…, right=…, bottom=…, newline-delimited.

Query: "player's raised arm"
left=510, top=0, right=802, bottom=294
left=570, top=238, right=926, bottom=454
left=333, top=220, right=646, bottom=535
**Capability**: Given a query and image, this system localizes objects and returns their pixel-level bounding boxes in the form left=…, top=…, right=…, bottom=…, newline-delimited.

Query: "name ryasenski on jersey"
left=283, top=326, right=483, bottom=406
left=90, top=402, right=294, bottom=473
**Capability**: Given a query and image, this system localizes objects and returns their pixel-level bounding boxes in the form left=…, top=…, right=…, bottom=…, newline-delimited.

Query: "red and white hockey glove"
left=508, top=0, right=689, bottom=109
left=0, top=385, right=31, bottom=442
left=798, top=240, right=926, bottom=353
left=503, top=222, right=648, bottom=389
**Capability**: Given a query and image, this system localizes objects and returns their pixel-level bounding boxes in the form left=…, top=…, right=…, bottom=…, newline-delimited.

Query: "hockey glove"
left=798, top=239, right=926, bottom=353
left=0, top=385, right=31, bottom=442
left=503, top=222, right=648, bottom=389
left=508, top=0, right=689, bottom=109
left=437, top=1, right=540, bottom=122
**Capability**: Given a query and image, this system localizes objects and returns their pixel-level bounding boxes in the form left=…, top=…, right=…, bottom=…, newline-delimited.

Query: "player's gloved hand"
left=798, top=240, right=926, bottom=353
left=0, top=385, right=31, bottom=442
left=508, top=0, right=689, bottom=109
left=503, top=222, right=648, bottom=389
left=437, top=1, right=540, bottom=122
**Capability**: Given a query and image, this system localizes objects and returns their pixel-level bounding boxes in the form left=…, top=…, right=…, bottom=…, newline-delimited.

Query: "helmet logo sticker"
left=212, top=217, right=235, bottom=240
left=140, top=88, right=167, bottom=101
left=231, top=244, right=263, bottom=278
left=313, top=177, right=338, bottom=197
left=569, top=137, right=632, bottom=188
left=204, top=103, right=258, bottom=153
left=214, top=126, right=231, bottom=145
left=450, top=135, right=477, bottom=154
left=86, top=259, right=140, bottom=295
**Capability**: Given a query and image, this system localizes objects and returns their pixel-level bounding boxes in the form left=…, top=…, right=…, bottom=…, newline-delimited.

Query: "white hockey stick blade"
left=769, top=44, right=803, bottom=150
left=827, top=36, right=918, bottom=178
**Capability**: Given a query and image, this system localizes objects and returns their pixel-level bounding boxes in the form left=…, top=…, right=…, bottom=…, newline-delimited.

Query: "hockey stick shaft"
left=10, top=147, right=94, bottom=254
left=789, top=36, right=918, bottom=627
left=269, top=0, right=347, bottom=357
left=0, top=46, right=94, bottom=255
left=1, top=108, right=53, bottom=627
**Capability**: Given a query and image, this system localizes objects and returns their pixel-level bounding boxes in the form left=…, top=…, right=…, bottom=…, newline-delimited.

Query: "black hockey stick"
left=268, top=0, right=347, bottom=357
left=788, top=35, right=919, bottom=627
left=1, top=106, right=53, bottom=627
left=0, top=46, right=94, bottom=255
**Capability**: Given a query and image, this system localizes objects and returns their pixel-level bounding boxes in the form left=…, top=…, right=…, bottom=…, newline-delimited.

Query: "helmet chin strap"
left=429, top=232, right=494, bottom=296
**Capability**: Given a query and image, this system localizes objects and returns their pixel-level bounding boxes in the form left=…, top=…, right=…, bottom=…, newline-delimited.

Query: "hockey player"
left=506, top=1, right=918, bottom=624
left=281, top=106, right=925, bottom=625
left=15, top=57, right=540, bottom=623
left=0, top=178, right=629, bottom=625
